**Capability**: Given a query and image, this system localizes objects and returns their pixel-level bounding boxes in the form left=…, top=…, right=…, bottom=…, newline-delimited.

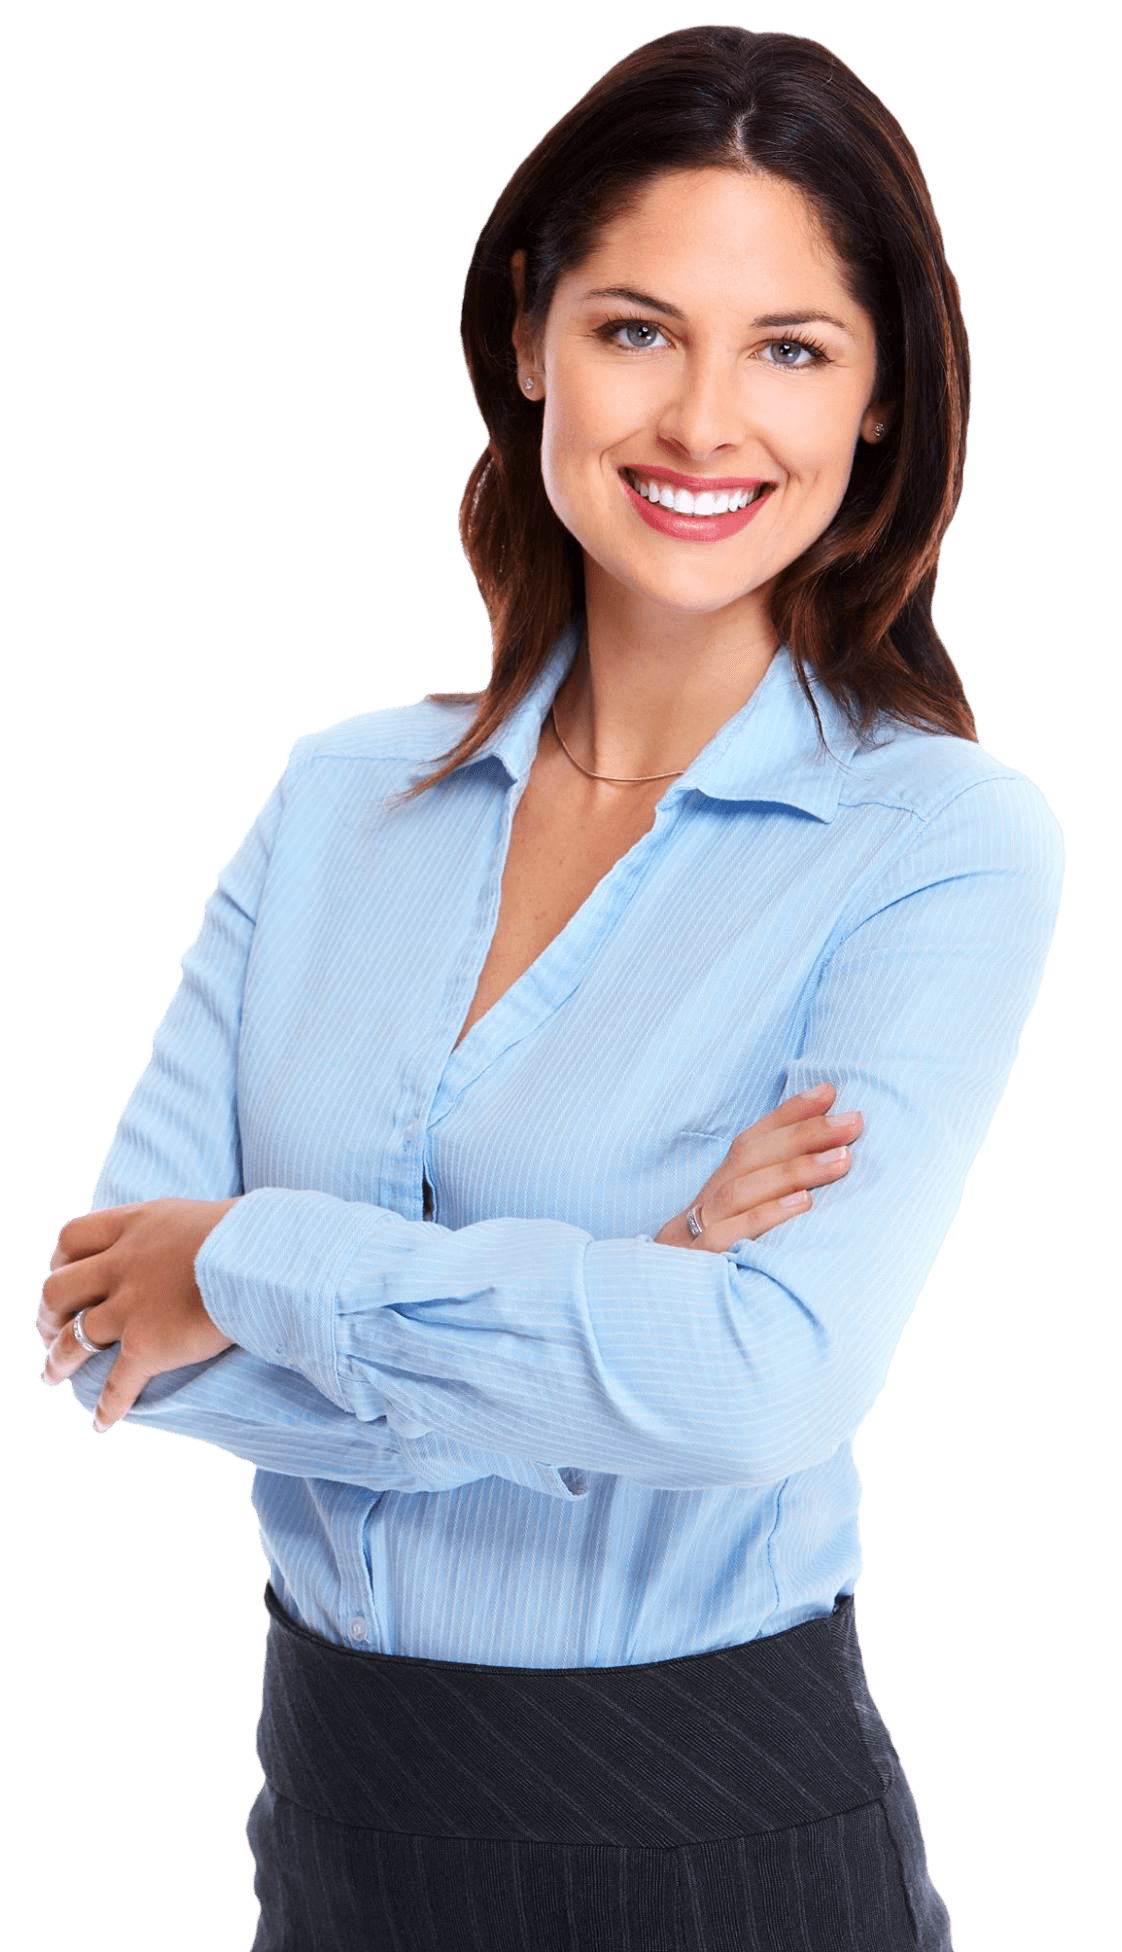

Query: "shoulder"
left=841, top=713, right=1063, bottom=847
left=282, top=693, right=479, bottom=776
left=835, top=714, right=1065, bottom=916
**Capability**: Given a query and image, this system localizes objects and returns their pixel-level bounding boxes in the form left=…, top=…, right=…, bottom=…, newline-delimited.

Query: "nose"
left=659, top=359, right=757, bottom=468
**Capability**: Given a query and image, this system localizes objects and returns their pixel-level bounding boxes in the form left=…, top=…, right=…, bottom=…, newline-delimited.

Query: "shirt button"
left=349, top=1617, right=368, bottom=1642
left=404, top=1119, right=418, bottom=1142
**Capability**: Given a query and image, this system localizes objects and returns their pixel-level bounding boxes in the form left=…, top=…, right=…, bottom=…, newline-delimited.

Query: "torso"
left=452, top=724, right=668, bottom=1051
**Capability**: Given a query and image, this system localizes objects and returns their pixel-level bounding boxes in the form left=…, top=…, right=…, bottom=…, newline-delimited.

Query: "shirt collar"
left=454, top=619, right=858, bottom=824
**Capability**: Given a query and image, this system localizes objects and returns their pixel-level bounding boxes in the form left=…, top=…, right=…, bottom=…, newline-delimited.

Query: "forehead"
left=559, top=167, right=852, bottom=310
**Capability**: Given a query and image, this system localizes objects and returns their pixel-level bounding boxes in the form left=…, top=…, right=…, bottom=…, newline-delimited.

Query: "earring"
left=873, top=421, right=886, bottom=439
left=523, top=375, right=535, bottom=393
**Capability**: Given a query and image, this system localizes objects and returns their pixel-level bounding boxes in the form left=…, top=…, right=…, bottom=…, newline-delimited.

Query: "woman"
left=39, top=24, right=1063, bottom=1951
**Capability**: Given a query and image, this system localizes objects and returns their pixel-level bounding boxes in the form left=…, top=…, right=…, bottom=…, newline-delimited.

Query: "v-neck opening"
left=428, top=786, right=676, bottom=1129
left=451, top=812, right=654, bottom=1057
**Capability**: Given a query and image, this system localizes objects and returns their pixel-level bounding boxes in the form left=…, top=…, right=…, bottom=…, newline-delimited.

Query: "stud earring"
left=873, top=422, right=886, bottom=439
left=523, top=375, right=535, bottom=393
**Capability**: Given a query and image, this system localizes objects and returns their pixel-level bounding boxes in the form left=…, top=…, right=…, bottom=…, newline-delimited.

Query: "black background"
left=24, top=19, right=1061, bottom=1952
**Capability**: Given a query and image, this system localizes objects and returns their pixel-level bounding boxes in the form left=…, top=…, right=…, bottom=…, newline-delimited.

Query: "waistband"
left=256, top=1584, right=898, bottom=1846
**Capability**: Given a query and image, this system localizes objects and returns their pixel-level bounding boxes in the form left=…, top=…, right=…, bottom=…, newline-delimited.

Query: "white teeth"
left=627, top=470, right=766, bottom=516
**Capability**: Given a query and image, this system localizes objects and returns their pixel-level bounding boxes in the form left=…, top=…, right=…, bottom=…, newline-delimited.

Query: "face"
left=512, top=167, right=889, bottom=631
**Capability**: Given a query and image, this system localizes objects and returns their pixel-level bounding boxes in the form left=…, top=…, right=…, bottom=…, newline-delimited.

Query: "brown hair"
left=401, top=23, right=975, bottom=803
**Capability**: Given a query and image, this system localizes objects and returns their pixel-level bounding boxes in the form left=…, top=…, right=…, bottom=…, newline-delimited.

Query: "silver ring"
left=72, top=1307, right=108, bottom=1355
left=686, top=1203, right=704, bottom=1240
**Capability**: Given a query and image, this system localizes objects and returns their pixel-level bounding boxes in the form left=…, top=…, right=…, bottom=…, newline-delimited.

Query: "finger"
left=702, top=1186, right=815, bottom=1249
left=41, top=1305, right=119, bottom=1385
left=53, top=1203, right=143, bottom=1269
left=728, top=1141, right=854, bottom=1213
left=763, top=1083, right=837, bottom=1127
left=729, top=1085, right=836, bottom=1148
left=781, top=1107, right=864, bottom=1159
left=729, top=1105, right=863, bottom=1173
left=700, top=1139, right=855, bottom=1240
left=38, top=1254, right=114, bottom=1343
left=47, top=1225, right=81, bottom=1272
left=91, top=1351, right=152, bottom=1432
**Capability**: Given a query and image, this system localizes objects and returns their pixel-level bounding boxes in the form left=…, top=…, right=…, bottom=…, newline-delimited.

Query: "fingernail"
left=92, top=1415, right=106, bottom=1433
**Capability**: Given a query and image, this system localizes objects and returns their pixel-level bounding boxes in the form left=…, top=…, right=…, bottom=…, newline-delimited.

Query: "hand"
left=656, top=1083, right=864, bottom=1252
left=38, top=1197, right=241, bottom=1430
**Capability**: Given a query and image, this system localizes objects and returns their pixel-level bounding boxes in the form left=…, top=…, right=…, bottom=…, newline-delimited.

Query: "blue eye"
left=763, top=337, right=827, bottom=369
left=600, top=317, right=670, bottom=351
left=601, top=316, right=831, bottom=368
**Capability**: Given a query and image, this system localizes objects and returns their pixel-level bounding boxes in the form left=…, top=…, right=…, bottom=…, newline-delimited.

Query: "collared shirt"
left=69, top=622, right=1065, bottom=1661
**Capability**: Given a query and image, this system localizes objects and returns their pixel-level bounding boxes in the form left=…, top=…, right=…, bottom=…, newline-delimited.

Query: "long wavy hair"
left=400, top=24, right=974, bottom=802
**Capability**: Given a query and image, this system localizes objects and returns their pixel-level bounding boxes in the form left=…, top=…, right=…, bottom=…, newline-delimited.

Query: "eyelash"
left=595, top=313, right=831, bottom=368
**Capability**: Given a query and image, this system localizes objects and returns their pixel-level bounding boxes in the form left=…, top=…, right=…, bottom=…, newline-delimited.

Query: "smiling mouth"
left=620, top=468, right=774, bottom=517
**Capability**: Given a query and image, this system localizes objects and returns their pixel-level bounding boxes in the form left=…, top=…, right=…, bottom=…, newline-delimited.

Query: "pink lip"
left=619, top=464, right=771, bottom=493
left=619, top=470, right=774, bottom=544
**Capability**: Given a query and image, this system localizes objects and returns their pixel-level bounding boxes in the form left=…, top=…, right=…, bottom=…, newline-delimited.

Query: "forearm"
left=195, top=1187, right=883, bottom=1489
left=65, top=1338, right=584, bottom=1498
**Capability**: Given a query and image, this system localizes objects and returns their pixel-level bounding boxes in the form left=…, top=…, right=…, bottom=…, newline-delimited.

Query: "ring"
left=686, top=1203, right=704, bottom=1240
left=72, top=1307, right=108, bottom=1355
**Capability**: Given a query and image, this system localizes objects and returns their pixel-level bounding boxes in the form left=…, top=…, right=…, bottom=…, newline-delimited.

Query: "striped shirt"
left=69, top=621, right=1064, bottom=1662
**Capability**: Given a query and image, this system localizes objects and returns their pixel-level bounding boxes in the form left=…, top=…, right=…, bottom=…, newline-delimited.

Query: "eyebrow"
left=581, top=285, right=854, bottom=337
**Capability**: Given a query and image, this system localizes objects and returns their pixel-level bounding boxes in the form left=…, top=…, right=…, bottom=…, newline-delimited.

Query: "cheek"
left=542, top=355, right=641, bottom=468
left=540, top=386, right=616, bottom=522
left=771, top=394, right=860, bottom=484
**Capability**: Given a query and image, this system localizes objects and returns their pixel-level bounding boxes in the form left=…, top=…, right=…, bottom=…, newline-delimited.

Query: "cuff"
left=195, top=1186, right=388, bottom=1405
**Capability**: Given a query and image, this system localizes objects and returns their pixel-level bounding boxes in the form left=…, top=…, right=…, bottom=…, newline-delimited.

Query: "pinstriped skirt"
left=247, top=1583, right=953, bottom=1950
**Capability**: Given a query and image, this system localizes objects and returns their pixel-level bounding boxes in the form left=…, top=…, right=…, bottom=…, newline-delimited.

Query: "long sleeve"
left=59, top=638, right=1067, bottom=1661
left=196, top=774, right=1065, bottom=1491
left=65, top=747, right=584, bottom=1501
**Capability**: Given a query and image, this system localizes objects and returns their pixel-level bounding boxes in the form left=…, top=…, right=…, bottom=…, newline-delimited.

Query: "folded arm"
left=191, top=774, right=1065, bottom=1490
left=61, top=756, right=1063, bottom=1494
left=60, top=746, right=583, bottom=1501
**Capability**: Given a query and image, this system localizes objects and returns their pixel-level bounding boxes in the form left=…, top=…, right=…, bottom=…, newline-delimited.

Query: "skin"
left=514, top=166, right=891, bottom=776
left=39, top=164, right=877, bottom=1426
left=39, top=1200, right=239, bottom=1430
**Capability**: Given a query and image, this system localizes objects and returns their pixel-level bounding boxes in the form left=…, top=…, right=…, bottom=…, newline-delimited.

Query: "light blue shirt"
left=69, top=622, right=1064, bottom=1661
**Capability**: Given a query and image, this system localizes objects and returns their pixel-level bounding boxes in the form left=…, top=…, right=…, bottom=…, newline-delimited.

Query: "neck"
left=552, top=570, right=780, bottom=783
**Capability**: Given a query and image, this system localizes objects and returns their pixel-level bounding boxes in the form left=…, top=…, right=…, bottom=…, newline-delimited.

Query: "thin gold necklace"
left=549, top=701, right=686, bottom=784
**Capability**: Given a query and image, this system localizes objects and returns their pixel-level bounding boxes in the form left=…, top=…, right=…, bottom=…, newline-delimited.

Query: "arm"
left=195, top=774, right=1066, bottom=1490
left=64, top=1345, right=573, bottom=1494
left=61, top=746, right=583, bottom=1501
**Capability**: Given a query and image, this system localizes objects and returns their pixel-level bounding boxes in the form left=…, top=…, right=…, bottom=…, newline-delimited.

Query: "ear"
left=510, top=248, right=542, bottom=379
left=860, top=402, right=894, bottom=444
